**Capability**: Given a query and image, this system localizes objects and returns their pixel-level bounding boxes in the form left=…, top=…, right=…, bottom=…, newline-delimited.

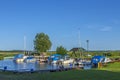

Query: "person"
left=69, top=63, right=73, bottom=69
left=59, top=63, right=64, bottom=71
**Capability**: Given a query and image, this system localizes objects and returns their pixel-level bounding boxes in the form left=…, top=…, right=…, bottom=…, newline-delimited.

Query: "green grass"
left=0, top=70, right=120, bottom=80
left=100, top=62, right=120, bottom=72
left=0, top=54, right=17, bottom=60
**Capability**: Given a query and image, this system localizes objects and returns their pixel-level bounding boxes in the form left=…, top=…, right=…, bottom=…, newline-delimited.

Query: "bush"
left=0, top=56, right=3, bottom=60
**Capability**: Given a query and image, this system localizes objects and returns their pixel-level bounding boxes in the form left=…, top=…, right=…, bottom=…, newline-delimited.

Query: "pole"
left=24, top=36, right=26, bottom=54
left=78, top=28, right=81, bottom=58
left=86, top=40, right=89, bottom=56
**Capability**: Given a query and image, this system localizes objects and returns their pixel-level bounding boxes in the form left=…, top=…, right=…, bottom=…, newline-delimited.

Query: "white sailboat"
left=60, top=55, right=74, bottom=64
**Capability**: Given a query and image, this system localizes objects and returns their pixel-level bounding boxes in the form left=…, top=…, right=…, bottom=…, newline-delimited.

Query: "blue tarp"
left=48, top=54, right=62, bottom=61
left=26, top=56, right=34, bottom=59
left=91, top=56, right=105, bottom=64
left=14, top=54, right=24, bottom=59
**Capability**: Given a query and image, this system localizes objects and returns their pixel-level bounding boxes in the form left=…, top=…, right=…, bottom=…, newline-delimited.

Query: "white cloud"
left=100, top=26, right=112, bottom=32
left=86, top=24, right=113, bottom=32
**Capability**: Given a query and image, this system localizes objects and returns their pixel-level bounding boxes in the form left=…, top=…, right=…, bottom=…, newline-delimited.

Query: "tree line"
left=34, top=32, right=120, bottom=58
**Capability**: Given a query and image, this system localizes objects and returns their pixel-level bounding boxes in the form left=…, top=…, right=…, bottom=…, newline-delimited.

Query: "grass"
left=100, top=62, right=120, bottom=72
left=0, top=70, right=120, bottom=80
left=0, top=54, right=16, bottom=60
left=0, top=62, right=120, bottom=80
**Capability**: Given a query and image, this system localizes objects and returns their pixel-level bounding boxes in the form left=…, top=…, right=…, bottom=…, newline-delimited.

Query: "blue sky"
left=0, top=0, right=120, bottom=51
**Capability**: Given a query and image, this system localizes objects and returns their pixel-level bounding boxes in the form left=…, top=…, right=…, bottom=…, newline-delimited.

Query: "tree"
left=70, top=47, right=86, bottom=58
left=56, top=46, right=67, bottom=55
left=34, top=32, right=52, bottom=53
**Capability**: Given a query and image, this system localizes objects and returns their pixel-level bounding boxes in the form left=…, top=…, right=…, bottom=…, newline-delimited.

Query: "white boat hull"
left=25, top=59, right=36, bottom=62
left=14, top=58, right=24, bottom=62
left=62, top=59, right=74, bottom=64
left=51, top=60, right=57, bottom=64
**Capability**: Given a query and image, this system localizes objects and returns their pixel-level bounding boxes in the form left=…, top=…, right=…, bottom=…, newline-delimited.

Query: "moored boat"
left=48, top=54, right=62, bottom=64
left=24, top=56, right=36, bottom=62
left=13, top=54, right=27, bottom=62
left=60, top=55, right=74, bottom=64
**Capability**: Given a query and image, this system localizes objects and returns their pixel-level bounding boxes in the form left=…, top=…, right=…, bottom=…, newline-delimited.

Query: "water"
left=0, top=59, right=70, bottom=71
left=0, top=59, right=92, bottom=71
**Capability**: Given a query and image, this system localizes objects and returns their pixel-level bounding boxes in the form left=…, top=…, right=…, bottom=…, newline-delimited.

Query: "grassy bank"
left=0, top=62, right=120, bottom=80
left=0, top=70, right=119, bottom=80
left=0, top=51, right=23, bottom=60
left=0, top=54, right=17, bottom=60
left=100, top=62, right=120, bottom=72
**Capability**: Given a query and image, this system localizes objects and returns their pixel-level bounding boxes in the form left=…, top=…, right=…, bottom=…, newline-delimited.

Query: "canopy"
left=91, top=56, right=105, bottom=64
left=48, top=54, right=62, bottom=61
left=14, top=54, right=24, bottom=59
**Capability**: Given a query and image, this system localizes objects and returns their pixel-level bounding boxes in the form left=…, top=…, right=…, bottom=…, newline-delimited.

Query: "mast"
left=24, top=36, right=26, bottom=54
left=78, top=28, right=81, bottom=49
left=78, top=28, right=82, bottom=58
left=86, top=40, right=89, bottom=56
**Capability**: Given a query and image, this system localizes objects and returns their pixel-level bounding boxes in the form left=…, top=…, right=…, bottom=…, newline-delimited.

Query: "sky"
left=0, top=0, right=120, bottom=51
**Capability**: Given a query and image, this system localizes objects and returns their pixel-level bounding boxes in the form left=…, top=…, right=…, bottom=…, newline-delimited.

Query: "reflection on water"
left=0, top=59, right=70, bottom=71
left=0, top=59, right=92, bottom=71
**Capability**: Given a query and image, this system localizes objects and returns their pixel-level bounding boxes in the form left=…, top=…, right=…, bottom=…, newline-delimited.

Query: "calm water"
left=0, top=59, right=70, bottom=71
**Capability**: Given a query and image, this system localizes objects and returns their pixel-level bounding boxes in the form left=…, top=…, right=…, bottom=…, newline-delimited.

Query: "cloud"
left=86, top=24, right=113, bottom=32
left=87, top=25, right=112, bottom=32
left=100, top=26, right=112, bottom=32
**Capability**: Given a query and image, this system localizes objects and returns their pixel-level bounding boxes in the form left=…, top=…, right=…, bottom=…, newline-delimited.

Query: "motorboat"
left=60, top=55, right=74, bottom=64
left=48, top=54, right=62, bottom=64
left=24, top=56, right=36, bottom=62
left=13, top=54, right=27, bottom=62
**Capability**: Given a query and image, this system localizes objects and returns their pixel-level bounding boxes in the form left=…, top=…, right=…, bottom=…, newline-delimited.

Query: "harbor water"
left=0, top=59, right=71, bottom=71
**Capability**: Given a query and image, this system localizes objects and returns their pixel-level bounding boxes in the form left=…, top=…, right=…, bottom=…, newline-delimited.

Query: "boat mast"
left=24, top=36, right=26, bottom=54
left=78, top=28, right=81, bottom=49
left=78, top=28, right=82, bottom=58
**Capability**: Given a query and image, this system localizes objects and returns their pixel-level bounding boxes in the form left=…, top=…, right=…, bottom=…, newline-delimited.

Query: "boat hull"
left=14, top=58, right=24, bottom=62
left=62, top=59, right=74, bottom=64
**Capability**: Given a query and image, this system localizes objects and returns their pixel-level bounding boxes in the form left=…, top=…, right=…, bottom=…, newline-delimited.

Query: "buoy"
left=4, top=66, right=7, bottom=71
left=30, top=68, right=34, bottom=73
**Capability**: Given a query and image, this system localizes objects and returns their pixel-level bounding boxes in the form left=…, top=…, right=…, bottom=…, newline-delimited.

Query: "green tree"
left=34, top=32, right=52, bottom=53
left=70, top=47, right=86, bottom=58
left=56, top=46, right=67, bottom=55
